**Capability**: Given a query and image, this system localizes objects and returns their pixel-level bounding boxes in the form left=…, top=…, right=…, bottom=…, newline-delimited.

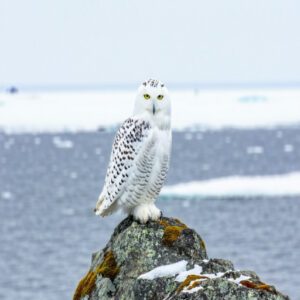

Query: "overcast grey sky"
left=0, top=0, right=299, bottom=88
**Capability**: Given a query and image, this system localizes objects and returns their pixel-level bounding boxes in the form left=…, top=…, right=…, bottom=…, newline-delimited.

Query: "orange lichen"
left=188, top=280, right=202, bottom=290
left=159, top=219, right=171, bottom=228
left=159, top=219, right=188, bottom=246
left=240, top=280, right=276, bottom=293
left=97, top=250, right=120, bottom=280
left=177, top=275, right=208, bottom=292
left=162, top=225, right=186, bottom=246
left=200, top=239, right=206, bottom=251
left=173, top=218, right=188, bottom=227
left=73, top=270, right=97, bottom=300
left=73, top=250, right=119, bottom=300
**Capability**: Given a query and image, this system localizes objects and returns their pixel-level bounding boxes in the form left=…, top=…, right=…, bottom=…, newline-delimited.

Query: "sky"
left=0, top=0, right=300, bottom=88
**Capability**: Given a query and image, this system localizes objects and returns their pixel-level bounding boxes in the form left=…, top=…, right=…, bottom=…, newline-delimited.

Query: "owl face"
left=133, top=79, right=171, bottom=118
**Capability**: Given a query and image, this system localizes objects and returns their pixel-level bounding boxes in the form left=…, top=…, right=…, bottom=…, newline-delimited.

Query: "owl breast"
left=119, top=127, right=171, bottom=208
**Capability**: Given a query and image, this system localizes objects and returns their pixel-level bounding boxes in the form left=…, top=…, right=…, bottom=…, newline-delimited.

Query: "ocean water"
left=0, top=129, right=299, bottom=300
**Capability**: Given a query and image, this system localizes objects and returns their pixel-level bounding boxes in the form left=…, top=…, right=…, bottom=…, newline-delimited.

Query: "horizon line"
left=1, top=81, right=300, bottom=92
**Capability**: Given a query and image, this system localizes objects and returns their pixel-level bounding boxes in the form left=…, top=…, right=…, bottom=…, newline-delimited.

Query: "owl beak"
left=152, top=103, right=156, bottom=115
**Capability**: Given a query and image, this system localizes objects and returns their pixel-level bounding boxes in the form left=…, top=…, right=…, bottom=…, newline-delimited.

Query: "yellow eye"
left=157, top=94, right=164, bottom=100
left=143, top=94, right=151, bottom=100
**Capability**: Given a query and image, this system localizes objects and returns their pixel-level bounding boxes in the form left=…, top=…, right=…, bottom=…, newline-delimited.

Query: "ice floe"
left=162, top=172, right=300, bottom=197
left=1, top=89, right=300, bottom=133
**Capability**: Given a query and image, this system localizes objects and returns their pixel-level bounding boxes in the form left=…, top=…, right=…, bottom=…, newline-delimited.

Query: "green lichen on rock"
left=174, top=277, right=287, bottom=300
left=73, top=216, right=289, bottom=300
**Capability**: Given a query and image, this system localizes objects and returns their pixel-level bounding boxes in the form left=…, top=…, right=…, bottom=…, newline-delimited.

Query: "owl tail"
left=94, top=193, right=105, bottom=216
left=94, top=193, right=118, bottom=217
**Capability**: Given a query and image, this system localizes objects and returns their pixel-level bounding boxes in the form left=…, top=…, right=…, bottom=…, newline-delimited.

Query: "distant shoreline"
left=1, top=82, right=300, bottom=92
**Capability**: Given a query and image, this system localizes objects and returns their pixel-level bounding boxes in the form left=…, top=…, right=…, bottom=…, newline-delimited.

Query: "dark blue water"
left=0, top=129, right=299, bottom=299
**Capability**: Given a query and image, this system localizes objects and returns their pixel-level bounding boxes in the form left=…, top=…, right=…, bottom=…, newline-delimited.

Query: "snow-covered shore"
left=0, top=89, right=300, bottom=133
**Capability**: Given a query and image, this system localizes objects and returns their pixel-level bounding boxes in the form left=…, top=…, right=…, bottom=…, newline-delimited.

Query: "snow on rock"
left=162, top=172, right=300, bottom=197
left=139, top=260, right=255, bottom=296
left=182, top=285, right=204, bottom=294
left=228, top=274, right=251, bottom=284
left=175, top=264, right=202, bottom=282
left=138, top=260, right=187, bottom=280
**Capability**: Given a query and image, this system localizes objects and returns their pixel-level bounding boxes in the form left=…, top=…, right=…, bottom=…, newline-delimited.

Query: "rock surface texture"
left=73, top=216, right=289, bottom=300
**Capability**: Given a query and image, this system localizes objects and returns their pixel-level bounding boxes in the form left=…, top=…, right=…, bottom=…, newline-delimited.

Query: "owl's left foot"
left=132, top=203, right=161, bottom=224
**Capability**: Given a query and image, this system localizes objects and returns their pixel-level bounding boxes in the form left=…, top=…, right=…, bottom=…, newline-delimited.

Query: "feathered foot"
left=132, top=203, right=161, bottom=224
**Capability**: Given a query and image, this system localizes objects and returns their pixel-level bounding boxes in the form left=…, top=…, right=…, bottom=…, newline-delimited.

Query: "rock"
left=73, top=216, right=289, bottom=300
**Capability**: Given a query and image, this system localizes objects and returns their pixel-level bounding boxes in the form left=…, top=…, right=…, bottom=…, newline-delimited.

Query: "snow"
left=182, top=285, right=203, bottom=294
left=228, top=275, right=251, bottom=284
left=138, top=260, right=253, bottom=295
left=162, top=172, right=300, bottom=197
left=138, top=260, right=188, bottom=280
left=175, top=265, right=203, bottom=282
left=0, top=88, right=300, bottom=133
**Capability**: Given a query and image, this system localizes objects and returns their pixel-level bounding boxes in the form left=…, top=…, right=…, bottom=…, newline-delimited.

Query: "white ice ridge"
left=138, top=260, right=188, bottom=280
left=162, top=172, right=300, bottom=197
left=1, top=88, right=300, bottom=133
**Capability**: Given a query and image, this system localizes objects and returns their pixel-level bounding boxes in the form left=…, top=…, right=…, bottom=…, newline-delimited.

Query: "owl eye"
left=157, top=95, right=164, bottom=100
left=143, top=94, right=151, bottom=100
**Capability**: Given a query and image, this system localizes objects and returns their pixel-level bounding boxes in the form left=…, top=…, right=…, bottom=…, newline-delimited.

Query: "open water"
left=0, top=128, right=299, bottom=299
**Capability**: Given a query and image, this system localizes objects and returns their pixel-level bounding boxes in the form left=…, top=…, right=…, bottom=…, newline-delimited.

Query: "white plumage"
left=95, top=79, right=172, bottom=223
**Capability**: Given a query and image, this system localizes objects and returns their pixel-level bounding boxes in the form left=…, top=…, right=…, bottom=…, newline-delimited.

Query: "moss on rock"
left=73, top=250, right=119, bottom=300
left=159, top=218, right=188, bottom=246
left=240, top=280, right=277, bottom=294
left=73, top=270, right=97, bottom=300
left=177, top=275, right=207, bottom=293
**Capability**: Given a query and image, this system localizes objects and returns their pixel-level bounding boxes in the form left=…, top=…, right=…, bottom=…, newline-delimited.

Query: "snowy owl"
left=95, top=79, right=172, bottom=223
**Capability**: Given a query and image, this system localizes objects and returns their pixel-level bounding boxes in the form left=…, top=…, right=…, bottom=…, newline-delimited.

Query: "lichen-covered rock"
left=73, top=216, right=289, bottom=300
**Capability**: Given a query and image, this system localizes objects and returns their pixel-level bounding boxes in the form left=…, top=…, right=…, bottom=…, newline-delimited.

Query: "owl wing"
left=95, top=118, right=151, bottom=216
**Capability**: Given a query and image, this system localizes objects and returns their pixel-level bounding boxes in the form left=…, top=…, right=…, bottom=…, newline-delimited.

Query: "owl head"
left=133, top=79, right=171, bottom=119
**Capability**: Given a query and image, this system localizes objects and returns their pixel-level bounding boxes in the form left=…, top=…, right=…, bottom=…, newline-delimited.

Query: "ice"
left=52, top=136, right=74, bottom=149
left=0, top=89, right=300, bottom=133
left=162, top=172, right=300, bottom=197
left=246, top=146, right=264, bottom=154
left=284, top=144, right=294, bottom=153
left=1, top=191, right=13, bottom=200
